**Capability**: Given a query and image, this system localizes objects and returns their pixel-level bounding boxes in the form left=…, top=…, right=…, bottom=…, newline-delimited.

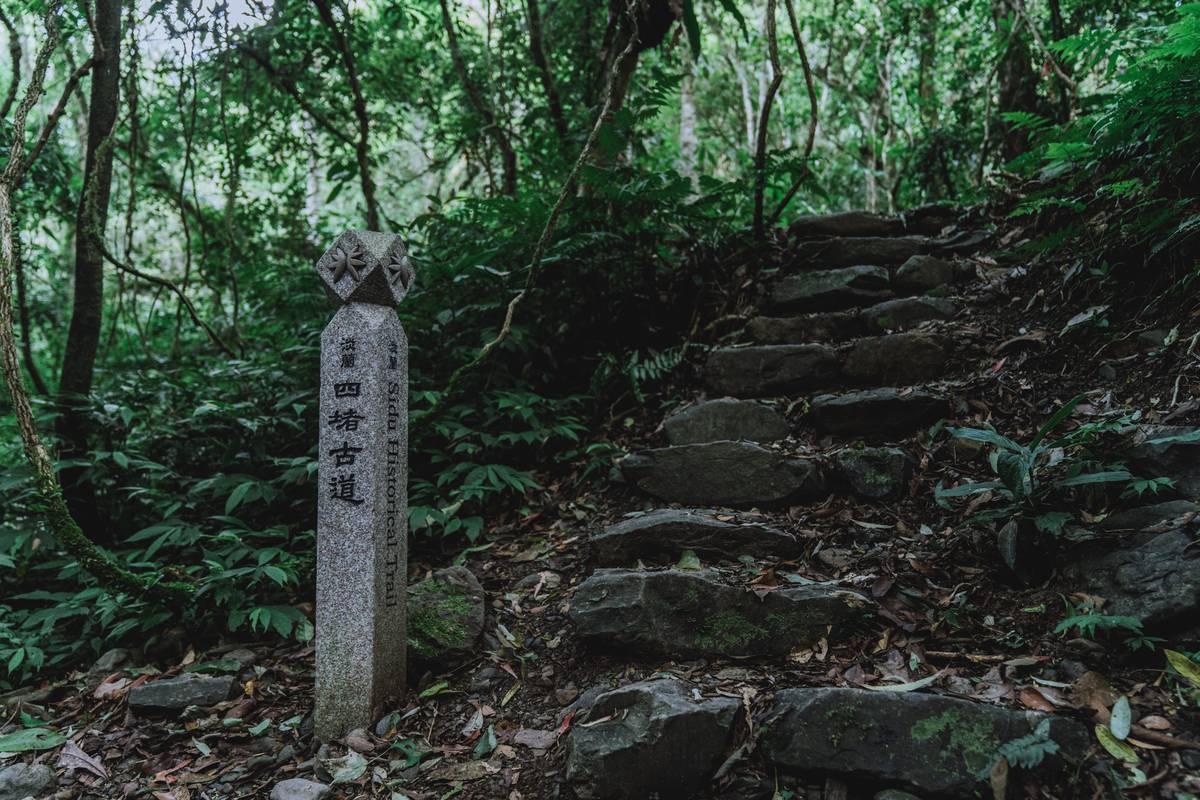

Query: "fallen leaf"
left=1018, top=688, right=1054, bottom=712
left=1165, top=650, right=1200, bottom=687
left=512, top=729, right=557, bottom=750
left=57, top=740, right=108, bottom=780
left=1095, top=725, right=1138, bottom=763
left=1137, top=715, right=1171, bottom=731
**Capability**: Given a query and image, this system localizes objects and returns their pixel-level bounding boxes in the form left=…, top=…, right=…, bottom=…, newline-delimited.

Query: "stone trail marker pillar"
left=314, top=230, right=415, bottom=740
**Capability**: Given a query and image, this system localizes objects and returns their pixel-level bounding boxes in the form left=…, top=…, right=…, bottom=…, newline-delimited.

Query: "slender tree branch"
left=769, top=0, right=819, bottom=226
left=18, top=55, right=97, bottom=188
left=524, top=0, right=569, bottom=148
left=752, top=0, right=782, bottom=238
left=235, top=42, right=354, bottom=147
left=95, top=239, right=236, bottom=358
left=310, top=0, right=379, bottom=228
left=0, top=6, right=21, bottom=123
left=439, top=0, right=518, bottom=195
left=1003, top=0, right=1076, bottom=97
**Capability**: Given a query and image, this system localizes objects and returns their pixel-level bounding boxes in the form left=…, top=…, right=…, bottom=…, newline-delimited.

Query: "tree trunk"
left=57, top=0, right=120, bottom=543
left=678, top=48, right=698, bottom=188
left=991, top=0, right=1038, bottom=162
left=525, top=0, right=569, bottom=149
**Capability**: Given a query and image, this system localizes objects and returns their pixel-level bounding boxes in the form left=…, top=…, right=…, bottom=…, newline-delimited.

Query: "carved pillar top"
left=315, top=230, right=416, bottom=308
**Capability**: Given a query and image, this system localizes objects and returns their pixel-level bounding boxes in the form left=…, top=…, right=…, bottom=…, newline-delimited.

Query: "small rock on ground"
left=128, top=673, right=237, bottom=714
left=408, top=566, right=486, bottom=663
left=0, top=763, right=54, bottom=800
left=270, top=778, right=331, bottom=800
left=832, top=446, right=911, bottom=500
left=792, top=235, right=930, bottom=267
left=566, top=678, right=739, bottom=800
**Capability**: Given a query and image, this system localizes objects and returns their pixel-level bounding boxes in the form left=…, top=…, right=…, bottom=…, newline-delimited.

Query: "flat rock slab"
left=1128, top=426, right=1200, bottom=498
left=788, top=211, right=906, bottom=239
left=705, top=345, right=840, bottom=397
left=570, top=569, right=870, bottom=658
left=1099, top=500, right=1199, bottom=533
left=762, top=688, right=1088, bottom=798
left=750, top=311, right=863, bottom=344
left=842, top=333, right=948, bottom=386
left=1065, top=530, right=1200, bottom=632
left=408, top=566, right=485, bottom=664
left=750, top=298, right=958, bottom=346
left=128, top=673, right=237, bottom=714
left=769, top=266, right=892, bottom=313
left=861, top=297, right=958, bottom=334
left=591, top=509, right=798, bottom=565
left=810, top=388, right=948, bottom=439
left=793, top=236, right=931, bottom=268
left=618, top=441, right=825, bottom=506
left=566, top=678, right=739, bottom=800
left=664, top=398, right=790, bottom=445
left=832, top=446, right=911, bottom=499
left=894, top=255, right=957, bottom=295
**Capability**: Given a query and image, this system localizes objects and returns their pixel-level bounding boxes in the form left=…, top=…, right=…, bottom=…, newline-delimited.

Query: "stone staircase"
left=561, top=210, right=1092, bottom=799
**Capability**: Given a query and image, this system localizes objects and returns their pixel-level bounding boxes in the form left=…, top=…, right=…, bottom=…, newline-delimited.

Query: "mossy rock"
left=763, top=688, right=1088, bottom=797
left=408, top=566, right=485, bottom=664
left=570, top=568, right=870, bottom=658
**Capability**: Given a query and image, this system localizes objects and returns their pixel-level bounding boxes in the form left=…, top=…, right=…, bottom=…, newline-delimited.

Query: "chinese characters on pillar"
left=327, top=347, right=366, bottom=507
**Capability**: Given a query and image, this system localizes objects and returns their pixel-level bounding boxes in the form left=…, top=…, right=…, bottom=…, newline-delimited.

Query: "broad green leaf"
left=681, top=0, right=701, bottom=58
left=1055, top=470, right=1131, bottom=487
left=1165, top=649, right=1200, bottom=687
left=0, top=727, right=67, bottom=752
left=676, top=549, right=701, bottom=570
left=935, top=480, right=1005, bottom=499
left=1029, top=394, right=1086, bottom=449
left=947, top=427, right=1023, bottom=452
left=1094, top=724, right=1138, bottom=763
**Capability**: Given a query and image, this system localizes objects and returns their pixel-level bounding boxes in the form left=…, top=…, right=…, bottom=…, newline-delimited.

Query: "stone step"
left=617, top=441, right=824, bottom=506
left=591, top=509, right=797, bottom=565
left=569, top=568, right=869, bottom=658
left=751, top=297, right=959, bottom=344
left=810, top=388, right=949, bottom=439
left=769, top=266, right=893, bottom=313
left=787, top=205, right=959, bottom=240
left=565, top=678, right=739, bottom=800
left=791, top=235, right=932, bottom=268
left=842, top=332, right=949, bottom=386
left=664, top=398, right=789, bottom=445
left=762, top=688, right=1087, bottom=797
left=705, top=344, right=840, bottom=397
left=705, top=334, right=950, bottom=398
left=766, top=256, right=964, bottom=315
